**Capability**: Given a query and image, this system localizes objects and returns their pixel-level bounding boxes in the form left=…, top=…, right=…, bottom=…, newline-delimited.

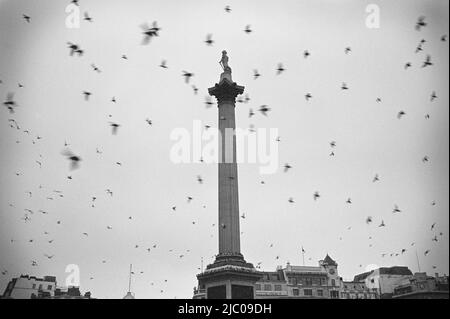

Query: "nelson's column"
left=194, top=51, right=262, bottom=299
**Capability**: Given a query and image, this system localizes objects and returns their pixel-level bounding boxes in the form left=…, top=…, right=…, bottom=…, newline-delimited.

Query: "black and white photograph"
left=0, top=0, right=448, bottom=305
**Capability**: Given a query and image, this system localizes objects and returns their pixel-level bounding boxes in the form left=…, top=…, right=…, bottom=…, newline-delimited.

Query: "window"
left=305, top=278, right=312, bottom=286
left=274, top=284, right=282, bottom=291
left=330, top=291, right=340, bottom=299
left=47, top=285, right=52, bottom=290
left=270, top=274, right=279, bottom=281
left=288, top=277, right=297, bottom=285
left=293, top=288, right=299, bottom=296
left=317, top=289, right=323, bottom=297
left=32, top=284, right=36, bottom=289
left=255, top=284, right=261, bottom=291
left=331, top=279, right=336, bottom=286
left=38, top=284, right=42, bottom=291
left=264, top=284, right=271, bottom=291
left=304, top=289, right=313, bottom=296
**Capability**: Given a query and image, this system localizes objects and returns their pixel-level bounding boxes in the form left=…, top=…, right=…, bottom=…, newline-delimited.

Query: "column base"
left=195, top=254, right=262, bottom=299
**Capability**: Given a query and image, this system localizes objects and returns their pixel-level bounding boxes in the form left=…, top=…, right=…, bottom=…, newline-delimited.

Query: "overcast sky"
left=0, top=0, right=448, bottom=298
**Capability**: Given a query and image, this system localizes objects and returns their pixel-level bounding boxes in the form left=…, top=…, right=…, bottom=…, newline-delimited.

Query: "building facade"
left=392, top=272, right=449, bottom=299
left=1, top=274, right=57, bottom=299
left=340, top=281, right=377, bottom=299
left=1, top=274, right=92, bottom=299
left=194, top=254, right=342, bottom=299
left=353, top=266, right=413, bottom=298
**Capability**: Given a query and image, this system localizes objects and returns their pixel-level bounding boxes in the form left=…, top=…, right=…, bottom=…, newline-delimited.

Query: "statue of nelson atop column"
left=219, top=50, right=232, bottom=73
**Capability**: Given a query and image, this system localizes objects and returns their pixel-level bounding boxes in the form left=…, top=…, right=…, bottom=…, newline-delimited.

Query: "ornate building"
left=194, top=254, right=345, bottom=299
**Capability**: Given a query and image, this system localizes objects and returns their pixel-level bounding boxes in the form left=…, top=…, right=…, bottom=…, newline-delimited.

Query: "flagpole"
left=301, top=246, right=305, bottom=266
left=128, top=264, right=132, bottom=292
left=415, top=250, right=421, bottom=272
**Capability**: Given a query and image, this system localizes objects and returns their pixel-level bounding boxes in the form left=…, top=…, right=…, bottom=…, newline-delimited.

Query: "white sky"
left=0, top=0, right=448, bottom=298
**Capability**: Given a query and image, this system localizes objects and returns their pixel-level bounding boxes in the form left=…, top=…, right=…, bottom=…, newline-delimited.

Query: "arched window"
left=331, top=279, right=336, bottom=286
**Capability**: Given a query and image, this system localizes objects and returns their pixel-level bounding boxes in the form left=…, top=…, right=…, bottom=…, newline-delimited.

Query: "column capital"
left=208, top=77, right=244, bottom=104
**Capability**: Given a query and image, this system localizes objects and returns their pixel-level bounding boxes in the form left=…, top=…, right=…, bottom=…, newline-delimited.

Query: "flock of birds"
left=0, top=2, right=449, bottom=297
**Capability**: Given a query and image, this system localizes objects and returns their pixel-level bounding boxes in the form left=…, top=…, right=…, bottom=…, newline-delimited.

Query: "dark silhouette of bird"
left=288, top=197, right=295, bottom=203
left=205, top=34, right=214, bottom=46
left=422, top=156, right=429, bottom=163
left=225, top=5, right=231, bottom=13
left=253, top=69, right=261, bottom=79
left=109, top=122, right=120, bottom=135
left=276, top=63, right=285, bottom=75
left=83, top=12, right=93, bottom=22
left=121, top=54, right=128, bottom=60
left=366, top=216, right=373, bottom=224
left=197, top=175, right=203, bottom=184
left=159, top=60, right=168, bottom=69
left=192, top=85, right=198, bottom=95
left=248, top=109, right=255, bottom=118
left=424, top=249, right=430, bottom=256
left=44, top=254, right=54, bottom=259
left=401, top=249, right=406, bottom=254
left=431, top=223, right=436, bottom=230
left=415, top=16, right=427, bottom=31
left=330, top=141, right=336, bottom=148
left=404, top=62, right=412, bottom=70
left=303, top=50, right=310, bottom=58
left=432, top=236, right=438, bottom=242
left=341, top=82, right=349, bottom=90
left=3, top=92, right=17, bottom=113
left=284, top=163, right=292, bottom=172
left=313, top=191, right=320, bottom=201
left=393, top=205, right=401, bottom=213
left=346, top=198, right=352, bottom=204
left=145, top=118, right=152, bottom=126
left=441, top=35, right=447, bottom=42
left=305, top=93, right=312, bottom=101
left=422, top=55, right=433, bottom=68
left=244, top=25, right=252, bottom=34
left=259, top=105, right=270, bottom=116
left=61, top=149, right=82, bottom=170
left=397, top=110, right=406, bottom=119
left=373, top=174, right=380, bottom=182
left=91, top=64, right=101, bottom=73
left=23, top=14, right=31, bottom=23
left=140, top=21, right=160, bottom=45
left=379, top=220, right=386, bottom=227
left=182, top=71, right=194, bottom=83
left=83, top=91, right=91, bottom=101
left=345, top=47, right=352, bottom=54
left=67, top=42, right=83, bottom=56
left=430, top=91, right=437, bottom=102
left=204, top=96, right=214, bottom=108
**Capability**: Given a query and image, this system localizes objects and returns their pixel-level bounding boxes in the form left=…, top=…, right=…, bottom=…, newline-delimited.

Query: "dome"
left=123, top=291, right=135, bottom=299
